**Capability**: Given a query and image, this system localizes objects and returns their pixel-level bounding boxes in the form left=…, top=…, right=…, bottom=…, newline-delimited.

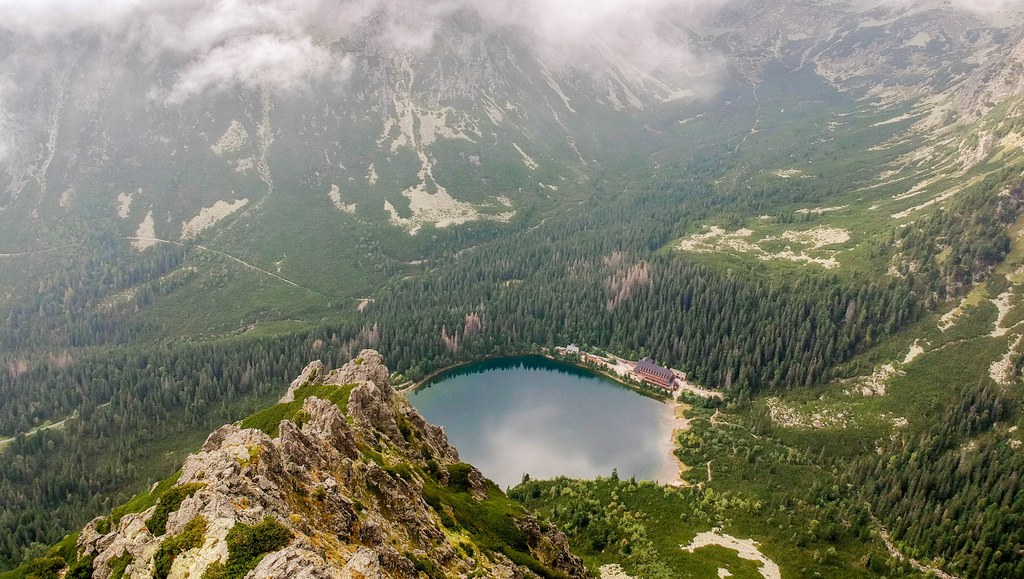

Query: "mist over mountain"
left=2, top=0, right=1021, bottom=233
left=1, top=0, right=1021, bottom=228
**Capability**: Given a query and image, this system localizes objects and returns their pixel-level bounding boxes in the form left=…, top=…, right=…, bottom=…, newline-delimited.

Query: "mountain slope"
left=36, top=350, right=584, bottom=578
left=2, top=1, right=1024, bottom=340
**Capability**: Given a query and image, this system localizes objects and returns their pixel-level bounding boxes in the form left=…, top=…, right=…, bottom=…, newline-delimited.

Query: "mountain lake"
left=405, top=355, right=676, bottom=489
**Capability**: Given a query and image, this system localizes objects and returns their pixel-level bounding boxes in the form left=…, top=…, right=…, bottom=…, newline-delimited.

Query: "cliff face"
left=76, top=350, right=585, bottom=579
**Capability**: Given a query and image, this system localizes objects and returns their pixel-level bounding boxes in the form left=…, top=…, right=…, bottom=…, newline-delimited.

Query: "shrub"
left=208, top=517, right=292, bottom=579
left=153, top=516, right=207, bottom=579
left=447, top=463, right=475, bottom=493
left=22, top=556, right=65, bottom=579
left=146, top=483, right=205, bottom=536
left=94, top=517, right=111, bottom=535
left=108, top=552, right=133, bottom=579
left=407, top=551, right=444, bottom=579
left=64, top=554, right=95, bottom=579
left=201, top=561, right=226, bottom=579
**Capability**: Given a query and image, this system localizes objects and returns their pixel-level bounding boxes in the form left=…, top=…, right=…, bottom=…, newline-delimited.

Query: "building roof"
left=634, top=356, right=674, bottom=381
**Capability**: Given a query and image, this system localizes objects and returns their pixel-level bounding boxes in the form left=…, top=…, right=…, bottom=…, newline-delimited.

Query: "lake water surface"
left=406, top=356, right=675, bottom=489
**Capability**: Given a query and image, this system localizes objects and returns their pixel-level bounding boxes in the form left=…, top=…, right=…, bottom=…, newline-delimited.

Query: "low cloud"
left=950, top=0, right=1018, bottom=13
left=862, top=0, right=1019, bottom=15
left=0, top=0, right=351, bottom=105
left=0, top=79, right=8, bottom=163
left=0, top=0, right=731, bottom=106
left=345, top=0, right=467, bottom=53
left=162, top=34, right=348, bottom=104
left=479, top=0, right=728, bottom=70
left=0, top=0, right=142, bottom=39
left=0, top=0, right=1016, bottom=110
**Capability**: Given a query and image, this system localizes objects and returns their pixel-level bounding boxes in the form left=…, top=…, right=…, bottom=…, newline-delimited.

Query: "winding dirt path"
left=0, top=246, right=71, bottom=257
left=1, top=402, right=111, bottom=452
left=0, top=417, right=70, bottom=450
left=125, top=237, right=326, bottom=297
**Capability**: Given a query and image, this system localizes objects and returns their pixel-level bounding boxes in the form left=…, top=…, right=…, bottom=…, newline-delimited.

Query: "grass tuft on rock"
left=146, top=483, right=205, bottom=536
left=202, top=516, right=292, bottom=579
left=153, top=516, right=207, bottom=579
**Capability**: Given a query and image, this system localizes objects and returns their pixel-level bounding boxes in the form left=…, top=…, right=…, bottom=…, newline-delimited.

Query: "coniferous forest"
left=1, top=162, right=1021, bottom=575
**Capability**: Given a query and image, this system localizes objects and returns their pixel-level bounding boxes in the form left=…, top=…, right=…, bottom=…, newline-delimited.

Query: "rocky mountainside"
left=3, top=0, right=1021, bottom=246
left=709, top=0, right=1024, bottom=149
left=72, top=350, right=584, bottom=578
left=2, top=1, right=1024, bottom=337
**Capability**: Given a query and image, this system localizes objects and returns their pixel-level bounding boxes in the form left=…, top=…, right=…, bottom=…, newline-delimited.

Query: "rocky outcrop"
left=518, top=516, right=589, bottom=578
left=279, top=350, right=391, bottom=404
left=76, top=350, right=584, bottom=578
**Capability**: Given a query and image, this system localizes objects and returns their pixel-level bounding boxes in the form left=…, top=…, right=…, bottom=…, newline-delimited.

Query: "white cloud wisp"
left=0, top=0, right=733, bottom=106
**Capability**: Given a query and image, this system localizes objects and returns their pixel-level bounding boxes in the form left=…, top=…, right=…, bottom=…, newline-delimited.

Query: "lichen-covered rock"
left=400, top=404, right=460, bottom=464
left=340, top=547, right=383, bottom=578
left=347, top=380, right=407, bottom=449
left=166, top=516, right=232, bottom=579
left=330, top=349, right=390, bottom=389
left=80, top=510, right=160, bottom=579
left=301, top=397, right=360, bottom=459
left=464, top=463, right=490, bottom=500
left=518, top=515, right=590, bottom=578
left=247, top=546, right=334, bottom=579
left=279, top=349, right=390, bottom=404
left=279, top=360, right=326, bottom=403
left=75, top=351, right=585, bottom=579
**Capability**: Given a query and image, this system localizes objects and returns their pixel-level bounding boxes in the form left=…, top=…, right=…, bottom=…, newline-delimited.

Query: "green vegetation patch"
left=146, top=483, right=206, bottom=536
left=238, top=402, right=302, bottom=437
left=294, top=383, right=358, bottom=410
left=0, top=533, right=82, bottom=579
left=201, top=516, right=292, bottom=579
left=238, top=383, right=357, bottom=437
left=154, top=515, right=207, bottom=579
left=17, top=557, right=64, bottom=579
left=511, top=474, right=890, bottom=579
left=111, top=471, right=183, bottom=527
left=62, top=553, right=94, bottom=579
left=446, top=463, right=476, bottom=494
left=108, top=553, right=132, bottom=579
left=420, top=471, right=567, bottom=579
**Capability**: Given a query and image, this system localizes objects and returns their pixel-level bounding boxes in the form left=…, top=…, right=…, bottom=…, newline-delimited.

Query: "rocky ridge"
left=75, top=350, right=585, bottom=579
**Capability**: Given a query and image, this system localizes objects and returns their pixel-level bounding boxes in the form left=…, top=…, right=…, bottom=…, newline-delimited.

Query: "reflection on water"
left=408, top=356, right=673, bottom=489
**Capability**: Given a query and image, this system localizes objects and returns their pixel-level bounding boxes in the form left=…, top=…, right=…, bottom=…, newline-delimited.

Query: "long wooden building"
left=633, top=357, right=677, bottom=391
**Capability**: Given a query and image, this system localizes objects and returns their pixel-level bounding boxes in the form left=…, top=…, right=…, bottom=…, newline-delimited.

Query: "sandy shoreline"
left=660, top=395, right=693, bottom=487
